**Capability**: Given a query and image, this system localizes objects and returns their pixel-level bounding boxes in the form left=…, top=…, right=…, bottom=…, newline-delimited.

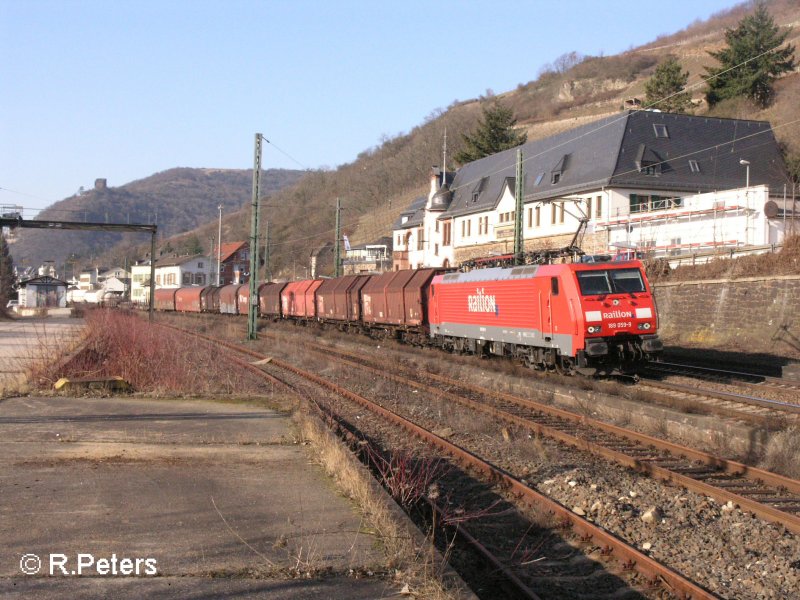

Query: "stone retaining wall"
left=652, top=275, right=800, bottom=358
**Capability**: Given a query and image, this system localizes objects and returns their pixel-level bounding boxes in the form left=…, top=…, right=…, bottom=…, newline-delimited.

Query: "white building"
left=130, top=255, right=214, bottom=305
left=394, top=111, right=793, bottom=268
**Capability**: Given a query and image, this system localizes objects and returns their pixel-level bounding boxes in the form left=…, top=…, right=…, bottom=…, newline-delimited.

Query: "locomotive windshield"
left=576, top=268, right=646, bottom=295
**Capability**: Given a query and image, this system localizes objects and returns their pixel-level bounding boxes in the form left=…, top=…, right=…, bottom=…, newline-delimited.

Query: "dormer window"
left=550, top=154, right=569, bottom=185
left=471, top=176, right=488, bottom=203
left=635, top=144, right=662, bottom=175
left=653, top=124, right=669, bottom=138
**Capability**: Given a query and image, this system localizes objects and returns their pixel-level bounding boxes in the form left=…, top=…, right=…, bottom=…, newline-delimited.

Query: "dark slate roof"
left=443, top=111, right=789, bottom=218
left=609, top=111, right=787, bottom=193
left=154, top=254, right=207, bottom=268
left=393, top=196, right=427, bottom=230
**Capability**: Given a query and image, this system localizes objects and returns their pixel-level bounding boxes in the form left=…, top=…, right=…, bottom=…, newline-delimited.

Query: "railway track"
left=645, top=361, right=800, bottom=399
left=255, top=329, right=800, bottom=533
left=160, top=321, right=715, bottom=599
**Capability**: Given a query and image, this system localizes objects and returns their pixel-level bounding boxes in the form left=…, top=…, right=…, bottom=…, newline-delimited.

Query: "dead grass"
left=294, top=410, right=467, bottom=599
left=759, top=426, right=800, bottom=479
left=48, top=309, right=266, bottom=395
left=651, top=235, right=800, bottom=283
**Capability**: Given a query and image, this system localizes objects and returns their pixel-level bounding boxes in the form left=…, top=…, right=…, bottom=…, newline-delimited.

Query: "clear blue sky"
left=1, top=0, right=740, bottom=215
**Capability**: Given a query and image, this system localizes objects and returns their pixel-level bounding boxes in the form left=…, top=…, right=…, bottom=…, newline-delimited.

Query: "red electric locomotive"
left=427, top=260, right=661, bottom=375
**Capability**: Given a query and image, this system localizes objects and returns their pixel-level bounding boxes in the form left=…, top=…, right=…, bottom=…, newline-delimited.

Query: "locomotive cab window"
left=577, top=268, right=645, bottom=296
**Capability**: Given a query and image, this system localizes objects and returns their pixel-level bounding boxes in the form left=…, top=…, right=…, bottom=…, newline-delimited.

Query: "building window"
left=596, top=195, right=602, bottom=218
left=534, top=172, right=545, bottom=186
left=586, top=197, right=592, bottom=219
left=195, top=274, right=206, bottom=285
left=417, top=229, right=424, bottom=251
left=559, top=203, right=565, bottom=224
left=551, top=172, right=561, bottom=184
left=478, top=218, right=483, bottom=235
left=642, top=165, right=659, bottom=176
left=653, top=123, right=669, bottom=138
left=535, top=206, right=541, bottom=227
left=467, top=219, right=471, bottom=237
left=551, top=203, right=557, bottom=224
left=182, top=272, right=192, bottom=285
left=527, top=207, right=532, bottom=228
left=443, top=222, right=451, bottom=246
left=689, top=159, right=700, bottom=173
left=461, top=220, right=465, bottom=238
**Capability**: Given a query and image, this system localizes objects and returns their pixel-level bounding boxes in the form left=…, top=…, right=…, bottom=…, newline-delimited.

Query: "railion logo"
left=603, top=309, right=633, bottom=319
left=468, top=288, right=498, bottom=314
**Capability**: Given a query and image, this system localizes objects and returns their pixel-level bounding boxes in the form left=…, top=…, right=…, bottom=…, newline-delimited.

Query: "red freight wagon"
left=360, top=271, right=397, bottom=324
left=427, top=262, right=661, bottom=374
left=316, top=275, right=370, bottom=322
left=402, top=269, right=439, bottom=326
left=345, top=275, right=371, bottom=322
left=153, top=288, right=178, bottom=311
left=382, top=270, right=418, bottom=325
left=259, top=282, right=286, bottom=318
left=237, top=285, right=250, bottom=315
left=201, top=286, right=218, bottom=313
left=219, top=284, right=243, bottom=315
left=281, top=279, right=322, bottom=318
left=175, top=287, right=203, bottom=312
left=315, top=278, right=340, bottom=320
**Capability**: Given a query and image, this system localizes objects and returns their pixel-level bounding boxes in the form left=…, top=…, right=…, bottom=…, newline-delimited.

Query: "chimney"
left=95, top=178, right=107, bottom=191
left=430, top=166, right=441, bottom=197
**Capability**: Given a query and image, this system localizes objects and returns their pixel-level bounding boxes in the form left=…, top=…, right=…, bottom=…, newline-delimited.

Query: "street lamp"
left=739, top=159, right=750, bottom=189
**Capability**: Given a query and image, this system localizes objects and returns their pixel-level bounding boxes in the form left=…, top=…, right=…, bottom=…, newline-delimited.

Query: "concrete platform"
left=0, top=317, right=85, bottom=391
left=0, top=396, right=400, bottom=598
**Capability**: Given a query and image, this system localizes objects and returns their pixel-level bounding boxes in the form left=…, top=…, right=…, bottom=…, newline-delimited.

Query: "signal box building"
left=393, top=111, right=792, bottom=269
left=17, top=276, right=68, bottom=308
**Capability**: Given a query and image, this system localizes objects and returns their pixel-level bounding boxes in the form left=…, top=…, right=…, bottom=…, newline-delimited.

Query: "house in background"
left=17, top=276, right=68, bottom=308
left=130, top=254, right=214, bottom=305
left=216, top=241, right=250, bottom=285
left=343, top=236, right=392, bottom=274
left=394, top=111, right=792, bottom=269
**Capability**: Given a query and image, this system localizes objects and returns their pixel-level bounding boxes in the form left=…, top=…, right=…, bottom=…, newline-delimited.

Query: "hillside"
left=171, top=0, right=799, bottom=281
left=21, top=0, right=798, bottom=279
left=8, top=167, right=304, bottom=271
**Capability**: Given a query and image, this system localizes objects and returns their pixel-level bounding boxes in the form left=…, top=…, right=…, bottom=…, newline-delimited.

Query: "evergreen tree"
left=644, top=57, right=691, bottom=113
left=0, top=235, right=16, bottom=308
left=454, top=101, right=527, bottom=165
left=705, top=3, right=795, bottom=108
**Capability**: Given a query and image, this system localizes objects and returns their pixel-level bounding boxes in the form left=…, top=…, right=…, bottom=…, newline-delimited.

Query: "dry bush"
left=56, top=309, right=262, bottom=395
left=660, top=235, right=800, bottom=282
left=759, top=427, right=800, bottom=479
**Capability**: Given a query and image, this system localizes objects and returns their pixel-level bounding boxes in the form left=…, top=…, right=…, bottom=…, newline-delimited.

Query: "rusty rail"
left=162, top=323, right=714, bottom=599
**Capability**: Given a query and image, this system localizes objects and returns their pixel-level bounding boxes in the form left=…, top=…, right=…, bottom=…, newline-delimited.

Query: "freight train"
left=152, top=260, right=662, bottom=376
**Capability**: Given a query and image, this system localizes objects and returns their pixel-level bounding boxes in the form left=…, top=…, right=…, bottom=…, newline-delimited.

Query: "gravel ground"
left=169, top=315, right=800, bottom=599
left=254, top=324, right=800, bottom=600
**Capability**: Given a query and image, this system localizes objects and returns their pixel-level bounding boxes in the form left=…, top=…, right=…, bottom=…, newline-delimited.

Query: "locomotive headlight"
left=587, top=325, right=602, bottom=334
left=637, top=322, right=652, bottom=330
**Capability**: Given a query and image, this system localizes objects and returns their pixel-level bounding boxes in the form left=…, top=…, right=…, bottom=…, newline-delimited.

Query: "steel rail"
left=285, top=341, right=800, bottom=532
left=652, top=361, right=800, bottom=391
left=162, top=323, right=714, bottom=599
left=639, top=377, right=800, bottom=415
left=240, top=328, right=800, bottom=533
left=161, top=324, right=542, bottom=600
